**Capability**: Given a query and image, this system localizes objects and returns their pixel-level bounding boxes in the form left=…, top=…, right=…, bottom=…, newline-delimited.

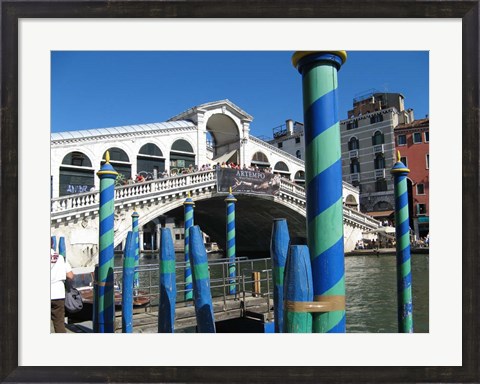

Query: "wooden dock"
left=66, top=293, right=273, bottom=333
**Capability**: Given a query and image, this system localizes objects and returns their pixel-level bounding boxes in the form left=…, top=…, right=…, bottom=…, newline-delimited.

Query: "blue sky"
left=51, top=51, right=429, bottom=138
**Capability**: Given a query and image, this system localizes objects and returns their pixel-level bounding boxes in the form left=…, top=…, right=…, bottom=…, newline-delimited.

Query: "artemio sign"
left=216, top=168, right=280, bottom=196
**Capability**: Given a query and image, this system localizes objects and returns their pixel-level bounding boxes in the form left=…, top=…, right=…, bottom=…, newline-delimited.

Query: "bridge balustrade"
left=51, top=168, right=380, bottom=231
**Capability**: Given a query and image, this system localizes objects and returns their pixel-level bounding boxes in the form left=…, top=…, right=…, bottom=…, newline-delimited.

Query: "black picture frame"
left=1, top=1, right=478, bottom=383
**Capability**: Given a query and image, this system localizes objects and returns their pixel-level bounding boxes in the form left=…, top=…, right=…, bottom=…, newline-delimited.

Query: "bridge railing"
left=51, top=170, right=217, bottom=216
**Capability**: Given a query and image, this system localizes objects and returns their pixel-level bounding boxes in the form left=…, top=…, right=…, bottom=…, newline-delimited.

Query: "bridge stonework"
left=51, top=100, right=380, bottom=267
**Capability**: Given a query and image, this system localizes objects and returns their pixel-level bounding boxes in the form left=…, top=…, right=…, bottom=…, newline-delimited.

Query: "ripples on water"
left=345, top=254, right=429, bottom=333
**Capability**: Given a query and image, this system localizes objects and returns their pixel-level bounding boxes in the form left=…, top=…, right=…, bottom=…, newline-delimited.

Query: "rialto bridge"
left=51, top=100, right=381, bottom=267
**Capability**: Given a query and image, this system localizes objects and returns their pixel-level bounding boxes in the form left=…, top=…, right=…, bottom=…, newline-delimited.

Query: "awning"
left=418, top=216, right=429, bottom=223
left=211, top=149, right=238, bottom=165
left=366, top=210, right=394, bottom=218
left=363, top=226, right=396, bottom=235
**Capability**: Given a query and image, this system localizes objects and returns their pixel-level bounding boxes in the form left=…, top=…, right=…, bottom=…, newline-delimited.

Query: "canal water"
left=116, top=252, right=428, bottom=333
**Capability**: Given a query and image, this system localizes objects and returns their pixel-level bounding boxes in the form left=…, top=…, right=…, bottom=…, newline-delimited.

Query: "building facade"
left=394, top=118, right=430, bottom=239
left=339, top=92, right=415, bottom=219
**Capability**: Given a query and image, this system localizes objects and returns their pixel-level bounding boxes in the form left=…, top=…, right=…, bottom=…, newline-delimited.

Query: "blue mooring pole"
left=158, top=228, right=177, bottom=333
left=270, top=218, right=290, bottom=333
left=189, top=225, right=216, bottom=333
left=131, top=211, right=140, bottom=290
left=184, top=193, right=195, bottom=301
left=283, top=245, right=314, bottom=333
left=122, top=231, right=135, bottom=333
left=225, top=187, right=237, bottom=295
left=58, top=236, right=66, bottom=260
left=391, top=151, right=414, bottom=333
left=51, top=236, right=57, bottom=252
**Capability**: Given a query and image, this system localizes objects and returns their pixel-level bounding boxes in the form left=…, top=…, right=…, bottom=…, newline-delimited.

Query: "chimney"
left=286, top=119, right=294, bottom=135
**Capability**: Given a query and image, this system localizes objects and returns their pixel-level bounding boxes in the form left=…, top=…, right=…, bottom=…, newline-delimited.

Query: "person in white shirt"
left=51, top=248, right=74, bottom=333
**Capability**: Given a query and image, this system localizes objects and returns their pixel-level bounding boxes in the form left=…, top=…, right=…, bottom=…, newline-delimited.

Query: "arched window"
left=274, top=161, right=290, bottom=179
left=59, top=151, right=94, bottom=196
left=296, top=150, right=302, bottom=159
left=101, top=148, right=131, bottom=181
left=170, top=139, right=195, bottom=170
left=350, top=158, right=360, bottom=173
left=171, top=139, right=194, bottom=153
left=251, top=152, right=270, bottom=169
left=372, top=131, right=384, bottom=145
left=348, top=137, right=360, bottom=151
left=345, top=194, right=358, bottom=209
left=294, top=170, right=305, bottom=186
left=137, top=143, right=165, bottom=178
left=374, top=153, right=385, bottom=169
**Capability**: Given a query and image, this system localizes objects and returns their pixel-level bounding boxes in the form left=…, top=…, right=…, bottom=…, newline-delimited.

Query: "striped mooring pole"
left=122, top=231, right=135, bottom=333
left=183, top=193, right=195, bottom=301
left=293, top=51, right=347, bottom=333
left=391, top=151, right=414, bottom=333
left=283, top=245, right=314, bottom=333
left=58, top=236, right=66, bottom=260
left=225, top=187, right=237, bottom=295
left=94, top=150, right=118, bottom=333
left=270, top=218, right=290, bottom=333
left=158, top=228, right=177, bottom=333
left=131, top=211, right=140, bottom=290
left=189, top=225, right=216, bottom=333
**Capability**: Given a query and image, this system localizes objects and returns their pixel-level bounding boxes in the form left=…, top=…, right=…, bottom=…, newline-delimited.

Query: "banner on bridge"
left=216, top=168, right=281, bottom=196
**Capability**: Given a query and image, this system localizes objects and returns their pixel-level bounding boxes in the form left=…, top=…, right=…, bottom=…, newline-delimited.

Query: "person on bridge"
left=50, top=247, right=74, bottom=333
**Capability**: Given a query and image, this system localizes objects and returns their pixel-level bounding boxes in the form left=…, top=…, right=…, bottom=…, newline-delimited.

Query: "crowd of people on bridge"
left=116, top=161, right=278, bottom=187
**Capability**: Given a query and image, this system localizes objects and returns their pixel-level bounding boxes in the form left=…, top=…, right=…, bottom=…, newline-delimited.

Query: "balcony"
left=350, top=173, right=360, bottom=183
left=349, top=149, right=358, bottom=159
left=374, top=169, right=386, bottom=179
left=373, top=144, right=384, bottom=154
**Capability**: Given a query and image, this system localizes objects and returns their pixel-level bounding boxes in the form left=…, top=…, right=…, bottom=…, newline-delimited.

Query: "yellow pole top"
left=292, top=51, right=347, bottom=68
left=397, top=150, right=401, bottom=162
left=105, top=150, right=111, bottom=163
left=229, top=186, right=232, bottom=194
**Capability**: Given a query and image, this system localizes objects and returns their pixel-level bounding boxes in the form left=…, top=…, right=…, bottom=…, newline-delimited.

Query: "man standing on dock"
left=50, top=246, right=73, bottom=333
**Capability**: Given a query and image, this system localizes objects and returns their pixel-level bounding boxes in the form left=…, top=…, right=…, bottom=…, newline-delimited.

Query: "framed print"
left=2, top=1, right=479, bottom=383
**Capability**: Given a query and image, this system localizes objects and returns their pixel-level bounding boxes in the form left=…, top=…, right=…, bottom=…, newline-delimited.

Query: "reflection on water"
left=115, top=252, right=429, bottom=333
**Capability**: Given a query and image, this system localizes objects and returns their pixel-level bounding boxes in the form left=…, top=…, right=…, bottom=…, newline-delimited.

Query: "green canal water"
left=117, top=253, right=428, bottom=333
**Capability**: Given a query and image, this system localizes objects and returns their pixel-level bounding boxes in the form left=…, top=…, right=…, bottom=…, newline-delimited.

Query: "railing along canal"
left=112, top=256, right=273, bottom=317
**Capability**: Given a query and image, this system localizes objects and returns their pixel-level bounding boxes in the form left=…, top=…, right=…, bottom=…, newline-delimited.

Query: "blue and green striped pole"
left=122, top=231, right=135, bottom=333
left=95, top=150, right=118, bottom=333
left=58, top=236, right=66, bottom=260
left=158, top=228, right=177, bottom=333
left=270, top=218, right=290, bottom=333
left=225, top=187, right=237, bottom=295
left=131, top=211, right=140, bottom=290
left=293, top=51, right=347, bottom=333
left=283, top=245, right=313, bottom=333
left=391, top=151, right=414, bottom=333
left=183, top=193, right=194, bottom=301
left=189, top=225, right=216, bottom=333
